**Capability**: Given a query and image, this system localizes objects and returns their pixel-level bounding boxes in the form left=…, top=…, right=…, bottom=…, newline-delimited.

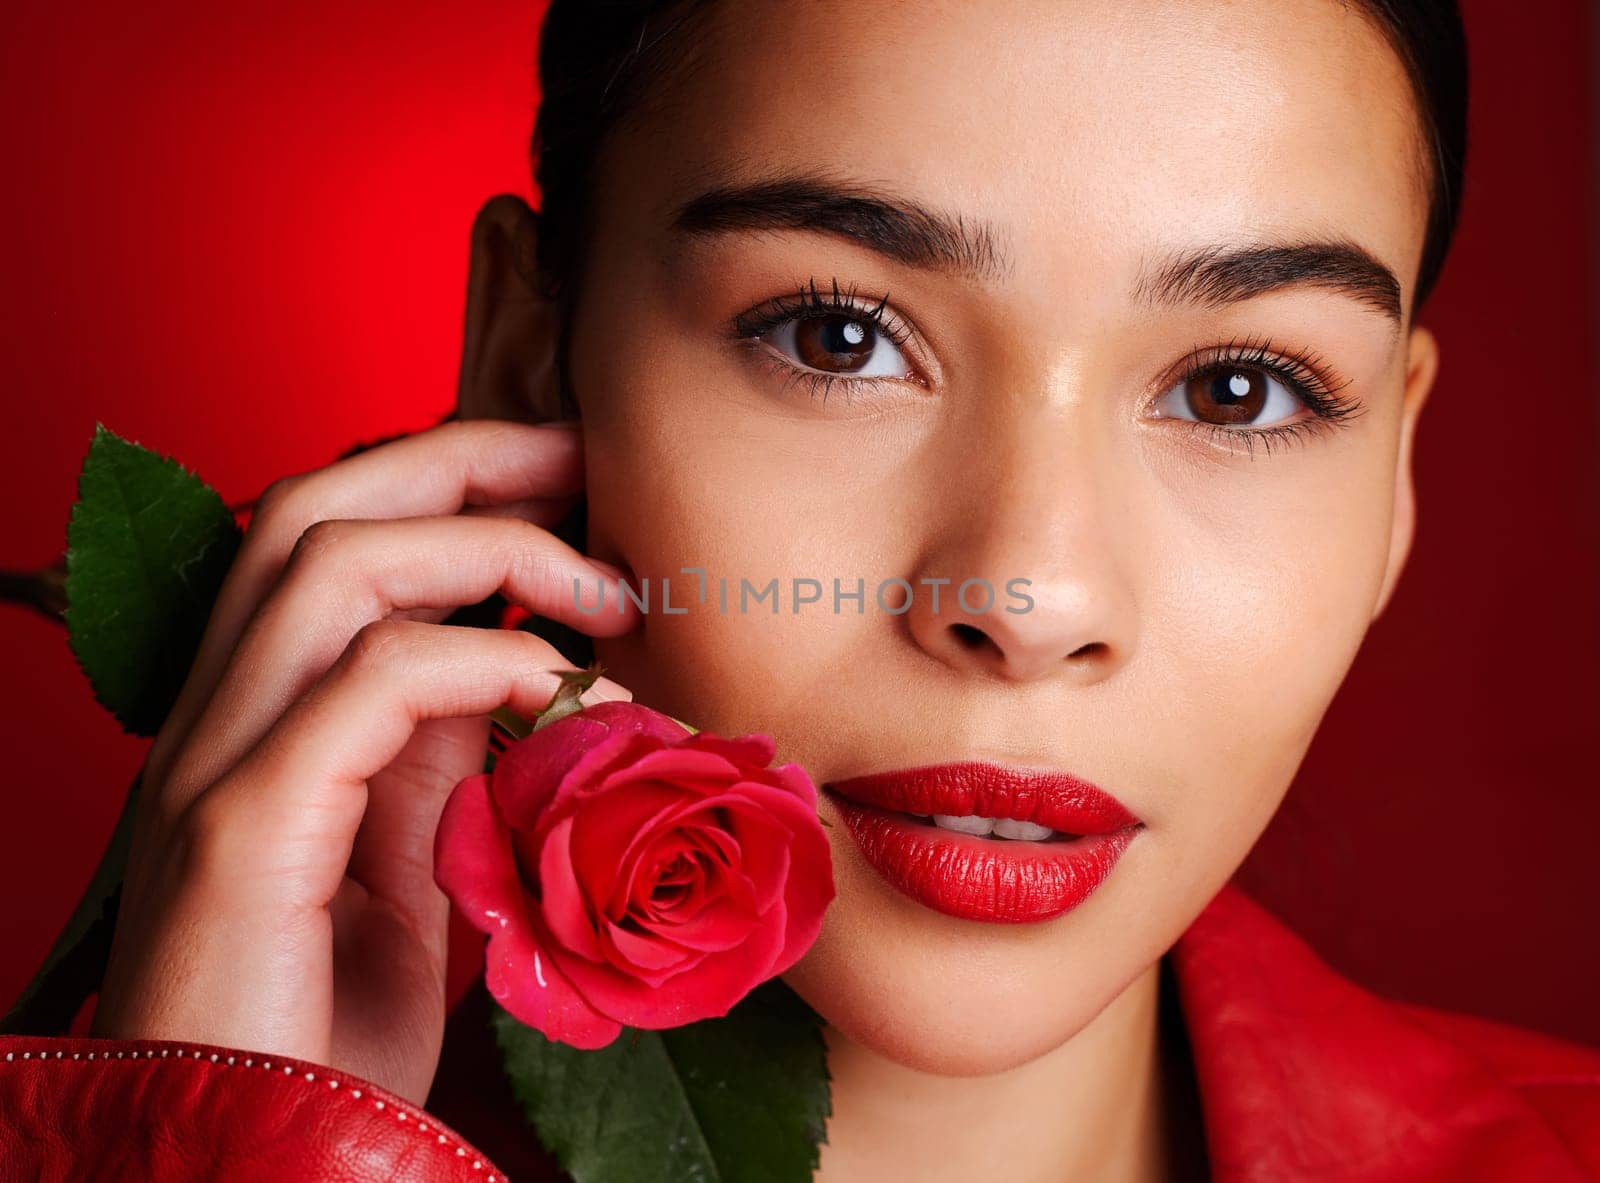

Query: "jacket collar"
left=1167, top=882, right=1591, bottom=1181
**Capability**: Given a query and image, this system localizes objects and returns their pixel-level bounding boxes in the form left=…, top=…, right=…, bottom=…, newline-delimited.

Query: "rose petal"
left=436, top=775, right=626, bottom=1048
left=529, top=703, right=697, bottom=818
left=626, top=838, right=762, bottom=952
left=484, top=910, right=622, bottom=1050
left=567, top=781, right=692, bottom=904
left=433, top=774, right=526, bottom=934
left=491, top=714, right=613, bottom=829
left=564, top=750, right=745, bottom=906
left=594, top=747, right=744, bottom=797
left=641, top=871, right=708, bottom=926
left=619, top=832, right=704, bottom=919
left=570, top=699, right=694, bottom=744
left=681, top=731, right=778, bottom=770
left=705, top=782, right=835, bottom=967
left=768, top=759, right=823, bottom=807
left=707, top=796, right=795, bottom=912
left=612, top=821, right=740, bottom=920
left=638, top=890, right=762, bottom=953
left=753, top=800, right=837, bottom=969
left=535, top=814, right=605, bottom=962
left=529, top=731, right=675, bottom=831
left=601, top=917, right=695, bottom=973
left=548, top=907, right=786, bottom=1030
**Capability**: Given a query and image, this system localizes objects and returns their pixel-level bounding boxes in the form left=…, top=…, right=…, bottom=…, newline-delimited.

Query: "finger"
left=459, top=493, right=579, bottom=527
left=184, top=622, right=630, bottom=910
left=160, top=513, right=638, bottom=814
left=310, top=492, right=583, bottom=627
left=407, top=494, right=583, bottom=624
left=377, top=492, right=584, bottom=623
left=147, top=418, right=584, bottom=786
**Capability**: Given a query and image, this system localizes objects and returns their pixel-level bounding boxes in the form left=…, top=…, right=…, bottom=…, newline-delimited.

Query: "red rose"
left=434, top=700, right=836, bottom=1048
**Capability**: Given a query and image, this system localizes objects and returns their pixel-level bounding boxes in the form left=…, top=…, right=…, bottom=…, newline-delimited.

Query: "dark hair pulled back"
left=530, top=1, right=1467, bottom=317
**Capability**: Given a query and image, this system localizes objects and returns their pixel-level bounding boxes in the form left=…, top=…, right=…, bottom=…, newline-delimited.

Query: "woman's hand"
left=92, top=419, right=640, bottom=1105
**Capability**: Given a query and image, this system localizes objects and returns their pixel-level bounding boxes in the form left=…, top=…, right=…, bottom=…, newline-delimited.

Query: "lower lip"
left=825, top=790, right=1141, bottom=923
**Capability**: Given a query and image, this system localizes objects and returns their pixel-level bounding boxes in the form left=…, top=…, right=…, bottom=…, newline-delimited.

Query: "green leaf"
left=493, top=977, right=832, bottom=1183
left=65, top=425, right=243, bottom=736
left=8, top=426, right=241, bottom=1026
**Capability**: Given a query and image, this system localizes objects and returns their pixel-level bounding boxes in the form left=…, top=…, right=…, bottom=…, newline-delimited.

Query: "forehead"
left=607, top=0, right=1429, bottom=310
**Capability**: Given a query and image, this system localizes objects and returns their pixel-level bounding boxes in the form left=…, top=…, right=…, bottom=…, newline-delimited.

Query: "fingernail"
left=585, top=677, right=633, bottom=703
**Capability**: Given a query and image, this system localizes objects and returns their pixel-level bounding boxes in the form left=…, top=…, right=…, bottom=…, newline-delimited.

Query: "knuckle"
left=344, top=618, right=412, bottom=670
left=505, top=516, right=557, bottom=556
left=251, top=474, right=304, bottom=527
left=503, top=519, right=553, bottom=564
left=517, top=549, right=566, bottom=599
left=287, top=517, right=358, bottom=572
left=497, top=515, right=562, bottom=562
left=171, top=790, right=238, bottom=884
left=506, top=625, right=558, bottom=663
left=435, top=416, right=477, bottom=442
left=428, top=416, right=482, bottom=457
left=444, top=416, right=529, bottom=462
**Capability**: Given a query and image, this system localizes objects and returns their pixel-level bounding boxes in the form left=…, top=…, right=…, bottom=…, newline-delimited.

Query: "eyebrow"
left=670, top=173, right=1403, bottom=327
left=1134, top=240, right=1404, bottom=327
left=669, top=173, right=1011, bottom=282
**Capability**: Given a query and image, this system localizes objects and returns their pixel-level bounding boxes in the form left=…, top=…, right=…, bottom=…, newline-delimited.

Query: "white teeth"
left=927, top=813, right=1057, bottom=840
left=992, top=818, right=1054, bottom=841
left=932, top=813, right=995, bottom=836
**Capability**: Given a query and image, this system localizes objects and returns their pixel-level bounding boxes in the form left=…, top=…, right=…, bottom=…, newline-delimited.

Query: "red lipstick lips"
left=824, top=762, right=1143, bottom=923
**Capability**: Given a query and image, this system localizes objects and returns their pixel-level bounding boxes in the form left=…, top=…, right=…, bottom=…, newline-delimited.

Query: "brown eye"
left=793, top=314, right=878, bottom=373
left=1153, top=361, right=1306, bottom=430
left=1184, top=366, right=1267, bottom=424
left=761, top=307, right=915, bottom=380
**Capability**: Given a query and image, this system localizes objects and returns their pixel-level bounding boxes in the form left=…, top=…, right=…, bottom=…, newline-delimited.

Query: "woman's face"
left=531, top=0, right=1437, bottom=1074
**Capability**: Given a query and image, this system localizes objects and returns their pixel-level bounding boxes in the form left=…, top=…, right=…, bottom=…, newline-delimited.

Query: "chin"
left=780, top=886, right=1137, bottom=1078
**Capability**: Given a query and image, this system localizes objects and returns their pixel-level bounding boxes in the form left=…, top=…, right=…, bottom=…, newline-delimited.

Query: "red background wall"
left=3, top=1, right=1598, bottom=1045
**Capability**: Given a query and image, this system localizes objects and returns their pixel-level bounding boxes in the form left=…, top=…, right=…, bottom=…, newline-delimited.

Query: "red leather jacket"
left=4, top=883, right=1597, bottom=1181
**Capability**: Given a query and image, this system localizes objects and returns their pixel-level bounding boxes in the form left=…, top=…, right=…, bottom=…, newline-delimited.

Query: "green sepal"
left=530, top=662, right=606, bottom=732
left=490, top=705, right=534, bottom=742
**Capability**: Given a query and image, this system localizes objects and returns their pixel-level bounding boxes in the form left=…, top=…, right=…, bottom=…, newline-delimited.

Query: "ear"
left=455, top=194, right=569, bottom=423
left=1371, top=323, right=1439, bottom=621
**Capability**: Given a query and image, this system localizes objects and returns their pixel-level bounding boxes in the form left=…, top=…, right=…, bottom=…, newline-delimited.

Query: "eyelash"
left=730, top=277, right=918, bottom=404
left=730, top=280, right=1365, bottom=453
left=1165, top=334, right=1364, bottom=457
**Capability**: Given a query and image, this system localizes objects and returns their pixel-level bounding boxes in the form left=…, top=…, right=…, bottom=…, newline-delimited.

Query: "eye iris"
left=795, top=315, right=876, bottom=372
left=1185, top=367, right=1266, bottom=424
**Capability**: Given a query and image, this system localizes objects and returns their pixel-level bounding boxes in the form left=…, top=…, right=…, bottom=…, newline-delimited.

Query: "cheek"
left=579, top=386, right=899, bottom=739
left=1145, top=436, right=1400, bottom=841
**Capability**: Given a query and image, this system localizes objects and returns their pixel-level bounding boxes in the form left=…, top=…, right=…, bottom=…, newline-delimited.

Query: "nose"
left=900, top=419, right=1138, bottom=684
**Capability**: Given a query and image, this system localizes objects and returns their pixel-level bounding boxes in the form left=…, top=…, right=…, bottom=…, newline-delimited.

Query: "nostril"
left=1068, top=641, right=1108, bottom=661
left=950, top=622, right=989, bottom=650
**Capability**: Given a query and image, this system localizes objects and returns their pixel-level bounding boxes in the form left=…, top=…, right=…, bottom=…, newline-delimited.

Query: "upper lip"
left=824, top=761, right=1141, bottom=835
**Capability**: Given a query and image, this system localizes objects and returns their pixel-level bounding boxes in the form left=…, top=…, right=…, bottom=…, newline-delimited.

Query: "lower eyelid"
left=740, top=340, right=929, bottom=410
left=1195, top=418, right=1346, bottom=457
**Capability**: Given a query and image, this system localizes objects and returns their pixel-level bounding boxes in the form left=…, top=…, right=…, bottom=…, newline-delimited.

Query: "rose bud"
left=434, top=700, right=836, bottom=1048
